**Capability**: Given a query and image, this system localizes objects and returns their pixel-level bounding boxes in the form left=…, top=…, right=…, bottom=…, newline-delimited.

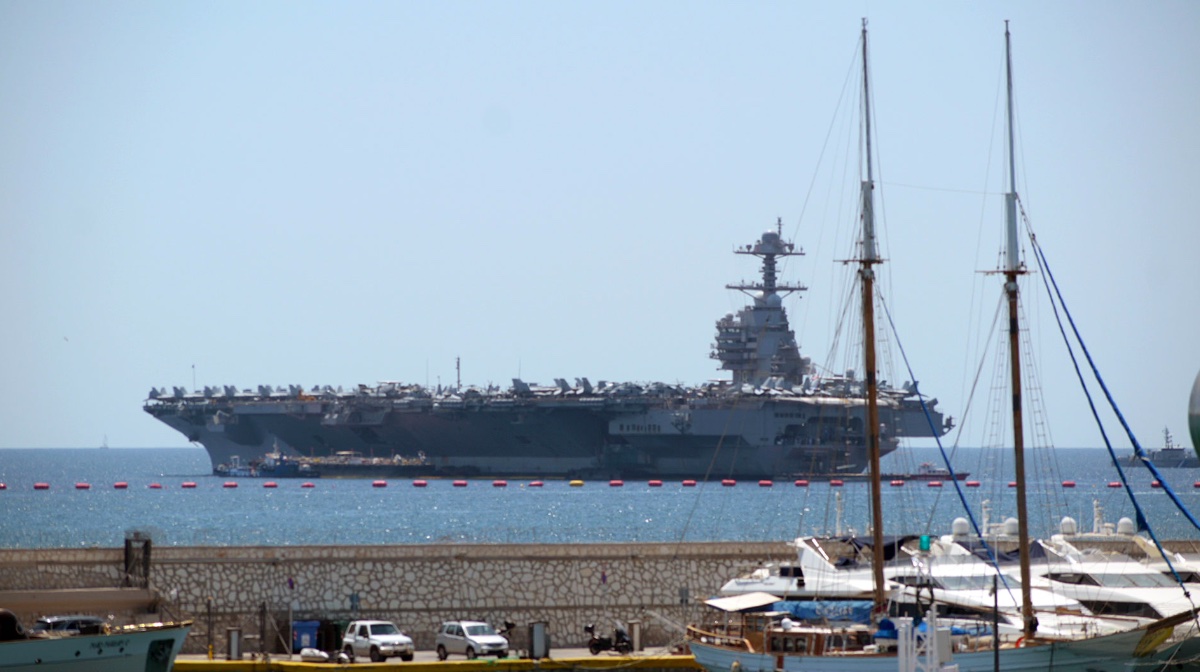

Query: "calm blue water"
left=1, top=447, right=1198, bottom=549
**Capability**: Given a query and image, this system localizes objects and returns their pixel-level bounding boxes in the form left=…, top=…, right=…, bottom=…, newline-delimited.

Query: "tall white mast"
left=858, top=17, right=886, bottom=616
left=1002, top=20, right=1035, bottom=641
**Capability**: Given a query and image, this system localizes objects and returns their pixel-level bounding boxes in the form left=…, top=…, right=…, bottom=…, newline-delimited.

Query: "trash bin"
left=226, top=627, right=242, bottom=660
left=527, top=621, right=550, bottom=659
left=292, top=621, right=320, bottom=653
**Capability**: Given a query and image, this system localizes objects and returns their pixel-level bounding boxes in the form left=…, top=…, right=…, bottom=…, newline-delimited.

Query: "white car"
left=341, top=620, right=415, bottom=662
left=435, top=620, right=509, bottom=659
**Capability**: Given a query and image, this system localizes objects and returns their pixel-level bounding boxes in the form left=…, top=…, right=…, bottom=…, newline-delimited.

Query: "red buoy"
left=453, top=480, right=468, bottom=487
left=263, top=481, right=278, bottom=488
left=965, top=480, right=981, bottom=487
left=609, top=480, right=623, bottom=487
left=33, top=482, right=50, bottom=490
left=1061, top=480, right=1076, bottom=488
left=223, top=481, right=238, bottom=488
left=148, top=483, right=163, bottom=489
left=758, top=480, right=773, bottom=487
left=682, top=479, right=697, bottom=487
left=181, top=481, right=197, bottom=489
left=0, top=483, right=6, bottom=490
left=528, top=481, right=544, bottom=487
left=1007, top=481, right=1017, bottom=488
left=493, top=480, right=508, bottom=487
left=301, top=482, right=315, bottom=488
left=1108, top=482, right=1122, bottom=488
left=371, top=480, right=387, bottom=488
left=113, top=482, right=128, bottom=490
left=830, top=480, right=844, bottom=487
left=648, top=480, right=663, bottom=487
left=890, top=480, right=905, bottom=487
left=794, top=480, right=809, bottom=487
left=75, top=482, right=90, bottom=490
left=1151, top=480, right=1163, bottom=488
left=927, top=481, right=943, bottom=488
left=721, top=479, right=737, bottom=487
left=412, top=480, right=427, bottom=487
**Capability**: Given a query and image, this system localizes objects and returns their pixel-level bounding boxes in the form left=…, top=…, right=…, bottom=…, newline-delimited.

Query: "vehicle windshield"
left=466, top=624, right=497, bottom=636
left=1091, top=573, right=1178, bottom=588
left=370, top=623, right=400, bottom=635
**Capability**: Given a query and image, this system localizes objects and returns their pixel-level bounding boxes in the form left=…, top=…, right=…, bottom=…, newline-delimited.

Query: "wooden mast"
left=858, top=18, right=886, bottom=615
left=1003, top=21, right=1036, bottom=641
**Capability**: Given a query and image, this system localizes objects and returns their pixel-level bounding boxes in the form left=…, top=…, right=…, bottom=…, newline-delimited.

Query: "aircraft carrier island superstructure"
left=144, top=224, right=952, bottom=479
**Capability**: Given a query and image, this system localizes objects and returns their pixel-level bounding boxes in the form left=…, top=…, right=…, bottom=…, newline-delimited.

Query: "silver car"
left=435, top=620, right=509, bottom=659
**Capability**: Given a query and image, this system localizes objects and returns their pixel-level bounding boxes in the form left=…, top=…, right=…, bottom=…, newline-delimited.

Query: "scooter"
left=584, top=623, right=632, bottom=655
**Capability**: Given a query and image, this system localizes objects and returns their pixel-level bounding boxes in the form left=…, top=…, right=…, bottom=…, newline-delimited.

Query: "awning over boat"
left=704, top=592, right=781, bottom=613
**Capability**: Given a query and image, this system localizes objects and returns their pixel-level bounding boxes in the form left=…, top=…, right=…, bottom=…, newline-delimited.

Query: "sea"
left=2, top=447, right=1199, bottom=550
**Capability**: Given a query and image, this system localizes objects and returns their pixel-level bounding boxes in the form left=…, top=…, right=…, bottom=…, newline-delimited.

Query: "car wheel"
left=370, top=647, right=383, bottom=663
left=400, top=653, right=414, bottom=662
left=589, top=642, right=602, bottom=655
left=436, top=645, right=448, bottom=661
left=466, top=647, right=477, bottom=660
left=342, top=646, right=355, bottom=663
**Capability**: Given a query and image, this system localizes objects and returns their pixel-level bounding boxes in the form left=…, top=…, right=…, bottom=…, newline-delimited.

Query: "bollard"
left=226, top=627, right=242, bottom=660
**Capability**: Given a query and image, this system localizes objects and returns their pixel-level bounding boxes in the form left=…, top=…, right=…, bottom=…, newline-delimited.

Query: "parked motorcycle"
left=584, top=623, right=632, bottom=655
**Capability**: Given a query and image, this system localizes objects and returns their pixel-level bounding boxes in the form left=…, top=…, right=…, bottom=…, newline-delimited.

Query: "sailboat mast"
left=858, top=18, right=886, bottom=615
left=1003, top=21, right=1036, bottom=641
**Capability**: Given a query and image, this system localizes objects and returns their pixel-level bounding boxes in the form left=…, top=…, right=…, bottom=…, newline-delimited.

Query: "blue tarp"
left=772, top=600, right=873, bottom=624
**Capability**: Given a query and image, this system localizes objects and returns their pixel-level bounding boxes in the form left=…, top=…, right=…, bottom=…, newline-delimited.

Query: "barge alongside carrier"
left=145, top=224, right=952, bottom=479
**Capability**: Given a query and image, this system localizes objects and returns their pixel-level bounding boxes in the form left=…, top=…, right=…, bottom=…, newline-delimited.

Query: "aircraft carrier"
left=144, top=223, right=953, bottom=479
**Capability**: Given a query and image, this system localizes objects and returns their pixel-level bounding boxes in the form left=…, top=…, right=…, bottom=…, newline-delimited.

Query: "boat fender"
left=1015, top=637, right=1025, bottom=648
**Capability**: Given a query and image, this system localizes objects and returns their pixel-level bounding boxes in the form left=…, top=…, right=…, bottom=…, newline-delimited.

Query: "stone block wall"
left=0, top=542, right=792, bottom=654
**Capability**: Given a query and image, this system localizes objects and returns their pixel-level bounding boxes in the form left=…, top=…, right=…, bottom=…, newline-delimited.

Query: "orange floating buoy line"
left=0, top=483, right=6, bottom=490
left=223, top=481, right=238, bottom=489
left=148, top=483, right=164, bottom=489
left=829, top=480, right=844, bottom=487
left=890, top=480, right=905, bottom=487
left=758, top=480, right=773, bottom=487
left=75, top=482, right=90, bottom=490
left=453, top=480, right=468, bottom=487
left=493, top=480, right=508, bottom=487
left=608, top=480, right=623, bottom=487
left=927, top=481, right=943, bottom=488
left=1108, top=482, right=1122, bottom=488
left=301, top=482, right=316, bottom=488
left=794, top=480, right=809, bottom=487
left=681, top=480, right=697, bottom=487
left=33, top=482, right=50, bottom=490
left=371, top=480, right=387, bottom=488
left=648, top=480, right=663, bottom=487
left=262, top=481, right=278, bottom=489
left=1061, top=480, right=1076, bottom=488
left=1151, top=480, right=1163, bottom=489
left=113, top=482, right=128, bottom=490
left=965, top=480, right=981, bottom=487
left=412, top=480, right=428, bottom=487
left=721, top=479, right=737, bottom=487
left=528, top=481, right=544, bottom=487
left=181, top=481, right=197, bottom=489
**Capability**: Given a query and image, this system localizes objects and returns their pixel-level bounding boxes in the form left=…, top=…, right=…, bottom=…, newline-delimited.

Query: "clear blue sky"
left=2, top=1, right=1196, bottom=450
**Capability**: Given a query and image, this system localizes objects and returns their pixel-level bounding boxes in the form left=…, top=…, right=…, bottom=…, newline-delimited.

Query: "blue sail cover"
left=772, top=601, right=873, bottom=624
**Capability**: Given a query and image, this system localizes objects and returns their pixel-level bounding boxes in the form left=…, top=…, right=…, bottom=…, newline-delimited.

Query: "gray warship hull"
left=145, top=225, right=951, bottom=478
left=146, top=388, right=939, bottom=479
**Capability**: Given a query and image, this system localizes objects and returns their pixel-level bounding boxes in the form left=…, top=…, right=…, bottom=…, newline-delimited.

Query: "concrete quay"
left=174, top=649, right=702, bottom=672
left=0, top=541, right=791, bottom=655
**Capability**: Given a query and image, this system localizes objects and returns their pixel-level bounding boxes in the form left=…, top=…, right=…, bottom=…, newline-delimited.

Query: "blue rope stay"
left=1027, top=231, right=1196, bottom=589
left=878, top=296, right=1014, bottom=596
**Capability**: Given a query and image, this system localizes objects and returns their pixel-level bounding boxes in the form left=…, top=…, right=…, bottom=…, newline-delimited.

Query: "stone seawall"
left=0, top=542, right=792, bottom=654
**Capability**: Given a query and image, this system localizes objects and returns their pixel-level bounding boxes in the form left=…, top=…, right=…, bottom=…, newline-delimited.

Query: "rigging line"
left=784, top=33, right=863, bottom=333
left=876, top=293, right=1018, bottom=603
left=879, top=181, right=1004, bottom=196
left=1027, top=224, right=1198, bottom=598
